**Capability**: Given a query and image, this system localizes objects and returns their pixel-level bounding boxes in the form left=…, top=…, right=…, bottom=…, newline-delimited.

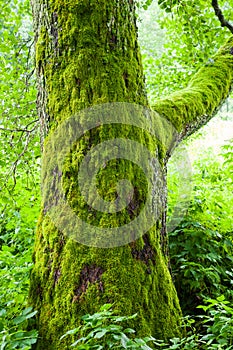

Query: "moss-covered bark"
left=152, top=37, right=233, bottom=145
left=29, top=0, right=233, bottom=348
left=30, top=1, right=182, bottom=348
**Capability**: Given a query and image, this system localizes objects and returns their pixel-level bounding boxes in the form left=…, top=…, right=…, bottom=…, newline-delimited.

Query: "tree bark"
left=29, top=0, right=233, bottom=348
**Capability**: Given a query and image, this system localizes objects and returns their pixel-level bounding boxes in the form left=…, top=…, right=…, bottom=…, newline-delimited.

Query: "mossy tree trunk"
left=29, top=0, right=233, bottom=348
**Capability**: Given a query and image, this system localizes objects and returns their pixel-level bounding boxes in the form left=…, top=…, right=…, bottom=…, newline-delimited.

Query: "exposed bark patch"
left=127, top=187, right=141, bottom=219
left=160, top=210, right=168, bottom=256
left=51, top=12, right=59, bottom=54
left=47, top=259, right=52, bottom=275
left=123, top=72, right=129, bottom=88
left=110, top=34, right=117, bottom=45
left=131, top=234, right=156, bottom=269
left=53, top=269, right=61, bottom=286
left=75, top=77, right=81, bottom=86
left=58, top=233, right=66, bottom=250
left=127, top=201, right=138, bottom=219
left=36, top=283, right=43, bottom=301
left=73, top=265, right=104, bottom=301
left=43, top=165, right=62, bottom=215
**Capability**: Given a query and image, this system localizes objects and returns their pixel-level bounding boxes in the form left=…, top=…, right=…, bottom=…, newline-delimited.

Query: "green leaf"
left=60, top=326, right=81, bottom=340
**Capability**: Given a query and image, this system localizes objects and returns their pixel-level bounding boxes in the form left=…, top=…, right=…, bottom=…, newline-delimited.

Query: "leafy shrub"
left=169, top=219, right=233, bottom=315
left=168, top=138, right=233, bottom=315
left=61, top=300, right=233, bottom=349
left=197, top=295, right=233, bottom=348
left=0, top=307, right=38, bottom=350
left=0, top=209, right=39, bottom=349
left=60, top=304, right=157, bottom=349
left=0, top=171, right=40, bottom=350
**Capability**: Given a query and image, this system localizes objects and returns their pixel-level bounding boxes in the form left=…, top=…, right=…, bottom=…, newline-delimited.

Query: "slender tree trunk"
left=29, top=0, right=233, bottom=348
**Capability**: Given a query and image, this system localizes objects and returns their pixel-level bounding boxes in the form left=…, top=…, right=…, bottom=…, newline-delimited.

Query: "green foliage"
left=0, top=0, right=40, bottom=197
left=167, top=135, right=233, bottom=314
left=138, top=1, right=233, bottom=101
left=197, top=295, right=233, bottom=348
left=0, top=307, right=38, bottom=350
left=169, top=219, right=233, bottom=314
left=0, top=190, right=40, bottom=348
left=61, top=300, right=233, bottom=349
left=221, top=138, right=233, bottom=183
left=1, top=0, right=233, bottom=348
left=0, top=0, right=40, bottom=348
left=136, top=0, right=153, bottom=11
left=158, top=0, right=180, bottom=12
left=189, top=139, right=233, bottom=233
left=60, top=304, right=157, bottom=349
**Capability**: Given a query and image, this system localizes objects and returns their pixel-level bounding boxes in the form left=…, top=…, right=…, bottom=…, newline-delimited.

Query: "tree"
left=29, top=0, right=233, bottom=348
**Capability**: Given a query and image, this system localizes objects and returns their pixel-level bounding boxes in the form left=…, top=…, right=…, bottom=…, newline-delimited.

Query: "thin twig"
left=2, top=119, right=40, bottom=188
left=11, top=131, right=35, bottom=186
left=0, top=119, right=39, bottom=133
left=212, top=0, right=233, bottom=34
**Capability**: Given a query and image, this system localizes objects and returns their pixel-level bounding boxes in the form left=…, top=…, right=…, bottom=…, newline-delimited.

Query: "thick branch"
left=152, top=36, right=233, bottom=154
left=212, top=0, right=233, bottom=34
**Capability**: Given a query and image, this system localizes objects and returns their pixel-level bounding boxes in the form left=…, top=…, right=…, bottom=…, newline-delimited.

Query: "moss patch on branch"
left=152, top=36, right=233, bottom=137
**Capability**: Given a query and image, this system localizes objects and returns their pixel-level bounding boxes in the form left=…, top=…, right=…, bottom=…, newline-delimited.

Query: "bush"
left=60, top=300, right=233, bottom=349
left=169, top=219, right=233, bottom=315
left=168, top=139, right=233, bottom=315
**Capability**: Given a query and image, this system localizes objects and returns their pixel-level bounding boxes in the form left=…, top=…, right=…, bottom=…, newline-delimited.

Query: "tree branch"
left=2, top=119, right=40, bottom=189
left=212, top=0, right=233, bottom=34
left=0, top=119, right=39, bottom=133
left=152, top=36, right=233, bottom=156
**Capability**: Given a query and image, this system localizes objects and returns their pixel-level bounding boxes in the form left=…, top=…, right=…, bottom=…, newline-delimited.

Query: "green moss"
left=30, top=221, right=182, bottom=349
left=31, top=0, right=233, bottom=345
left=29, top=0, right=194, bottom=348
left=152, top=36, right=233, bottom=135
left=34, top=0, right=148, bottom=129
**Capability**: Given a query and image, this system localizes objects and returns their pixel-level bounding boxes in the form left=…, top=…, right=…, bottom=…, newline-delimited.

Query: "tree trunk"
left=29, top=0, right=233, bottom=348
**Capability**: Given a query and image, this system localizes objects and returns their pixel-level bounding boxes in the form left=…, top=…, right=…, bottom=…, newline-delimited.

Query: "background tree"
left=26, top=0, right=233, bottom=348
left=0, top=0, right=39, bottom=347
